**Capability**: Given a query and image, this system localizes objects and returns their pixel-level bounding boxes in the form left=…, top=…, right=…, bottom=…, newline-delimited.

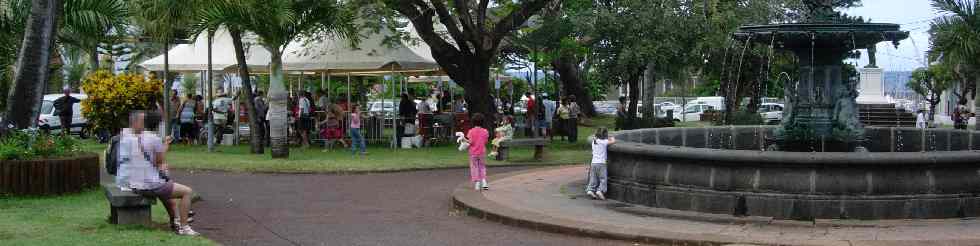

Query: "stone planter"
left=0, top=154, right=100, bottom=195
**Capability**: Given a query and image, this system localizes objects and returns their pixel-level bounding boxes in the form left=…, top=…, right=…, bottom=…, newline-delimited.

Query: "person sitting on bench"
left=116, top=110, right=199, bottom=236
left=488, top=116, right=514, bottom=158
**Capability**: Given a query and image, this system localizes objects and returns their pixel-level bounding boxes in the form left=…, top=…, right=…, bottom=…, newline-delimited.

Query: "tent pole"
left=207, top=32, right=215, bottom=152
left=347, top=72, right=351, bottom=111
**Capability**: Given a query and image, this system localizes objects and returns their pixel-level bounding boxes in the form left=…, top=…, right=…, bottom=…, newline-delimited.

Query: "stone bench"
left=103, top=184, right=156, bottom=227
left=497, top=138, right=548, bottom=161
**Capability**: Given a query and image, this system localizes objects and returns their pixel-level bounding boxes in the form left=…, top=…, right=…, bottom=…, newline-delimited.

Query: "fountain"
left=606, top=1, right=980, bottom=220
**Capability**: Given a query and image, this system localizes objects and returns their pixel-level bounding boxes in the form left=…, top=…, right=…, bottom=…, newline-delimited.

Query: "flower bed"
left=0, top=154, right=100, bottom=195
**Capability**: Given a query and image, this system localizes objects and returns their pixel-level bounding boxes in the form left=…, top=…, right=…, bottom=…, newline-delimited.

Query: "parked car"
left=593, top=101, right=618, bottom=115
left=657, top=102, right=682, bottom=113
left=672, top=104, right=716, bottom=122
left=368, top=101, right=396, bottom=117
left=38, top=94, right=89, bottom=137
left=758, top=103, right=784, bottom=124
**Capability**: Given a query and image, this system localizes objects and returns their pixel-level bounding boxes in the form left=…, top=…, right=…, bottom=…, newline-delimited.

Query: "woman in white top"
left=915, top=109, right=927, bottom=129
left=116, top=111, right=200, bottom=236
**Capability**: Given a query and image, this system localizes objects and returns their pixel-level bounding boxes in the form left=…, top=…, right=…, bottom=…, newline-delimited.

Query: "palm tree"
left=5, top=0, right=63, bottom=129
left=195, top=0, right=264, bottom=154
left=59, top=0, right=129, bottom=72
left=930, top=0, right=980, bottom=128
left=131, top=0, right=199, bottom=136
left=197, top=0, right=358, bottom=158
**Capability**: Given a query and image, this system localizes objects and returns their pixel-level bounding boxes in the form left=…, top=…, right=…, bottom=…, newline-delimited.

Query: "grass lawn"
left=0, top=190, right=214, bottom=246
left=78, top=136, right=596, bottom=174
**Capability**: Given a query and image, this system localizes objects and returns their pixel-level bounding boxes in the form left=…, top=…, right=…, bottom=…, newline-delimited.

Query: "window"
left=41, top=101, right=54, bottom=115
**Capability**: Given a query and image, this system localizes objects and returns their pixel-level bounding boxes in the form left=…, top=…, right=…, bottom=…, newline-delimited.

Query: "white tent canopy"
left=280, top=28, right=438, bottom=72
left=140, top=29, right=270, bottom=72
left=140, top=28, right=440, bottom=74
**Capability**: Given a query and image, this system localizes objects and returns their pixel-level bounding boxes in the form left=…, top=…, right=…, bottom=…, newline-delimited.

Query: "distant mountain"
left=883, top=71, right=912, bottom=93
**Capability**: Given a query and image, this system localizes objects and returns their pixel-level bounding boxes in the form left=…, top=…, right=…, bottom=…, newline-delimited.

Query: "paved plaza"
left=174, top=167, right=651, bottom=245
left=453, top=166, right=980, bottom=246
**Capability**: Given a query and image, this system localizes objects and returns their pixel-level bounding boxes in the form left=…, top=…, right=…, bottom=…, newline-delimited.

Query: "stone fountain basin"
left=608, top=126, right=980, bottom=220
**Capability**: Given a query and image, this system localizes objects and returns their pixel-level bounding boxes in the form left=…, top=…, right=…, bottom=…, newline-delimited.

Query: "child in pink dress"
left=466, top=113, right=490, bottom=190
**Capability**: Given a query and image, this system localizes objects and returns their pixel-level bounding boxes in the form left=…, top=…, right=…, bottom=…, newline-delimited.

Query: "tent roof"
left=139, top=29, right=270, bottom=72
left=140, top=27, right=440, bottom=74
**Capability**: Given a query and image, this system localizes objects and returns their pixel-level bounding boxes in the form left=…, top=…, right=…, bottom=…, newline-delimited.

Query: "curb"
left=449, top=166, right=744, bottom=246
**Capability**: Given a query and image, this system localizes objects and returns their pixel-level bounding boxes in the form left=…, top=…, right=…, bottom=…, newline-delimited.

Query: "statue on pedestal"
left=865, top=45, right=878, bottom=68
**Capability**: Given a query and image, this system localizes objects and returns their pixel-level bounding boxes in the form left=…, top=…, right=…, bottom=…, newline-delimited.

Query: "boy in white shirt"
left=587, top=127, right=616, bottom=200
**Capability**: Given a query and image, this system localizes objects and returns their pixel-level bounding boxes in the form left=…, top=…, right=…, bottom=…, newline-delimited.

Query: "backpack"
left=104, top=135, right=120, bottom=175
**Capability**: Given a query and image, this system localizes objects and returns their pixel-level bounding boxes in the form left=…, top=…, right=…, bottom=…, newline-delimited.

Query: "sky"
left=844, top=0, right=940, bottom=72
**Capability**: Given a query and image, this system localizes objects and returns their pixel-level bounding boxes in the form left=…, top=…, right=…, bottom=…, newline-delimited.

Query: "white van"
left=38, top=94, right=89, bottom=137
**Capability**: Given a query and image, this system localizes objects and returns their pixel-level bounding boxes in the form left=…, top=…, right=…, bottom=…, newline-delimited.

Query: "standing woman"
left=567, top=95, right=580, bottom=143
left=398, top=93, right=417, bottom=146
left=350, top=103, right=367, bottom=156
left=556, top=98, right=570, bottom=141
left=169, top=90, right=182, bottom=140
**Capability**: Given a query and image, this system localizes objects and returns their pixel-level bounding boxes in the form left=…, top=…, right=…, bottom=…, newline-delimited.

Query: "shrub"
left=80, top=71, right=162, bottom=133
left=0, top=129, right=81, bottom=160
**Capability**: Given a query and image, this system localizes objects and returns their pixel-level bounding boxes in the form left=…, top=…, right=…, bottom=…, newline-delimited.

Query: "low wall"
left=608, top=127, right=980, bottom=220
left=0, top=154, right=100, bottom=196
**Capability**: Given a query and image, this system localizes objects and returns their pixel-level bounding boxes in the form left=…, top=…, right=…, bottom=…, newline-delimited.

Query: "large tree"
left=908, top=64, right=955, bottom=123
left=380, top=0, right=555, bottom=127
left=202, top=0, right=358, bottom=158
left=5, top=0, right=62, bottom=129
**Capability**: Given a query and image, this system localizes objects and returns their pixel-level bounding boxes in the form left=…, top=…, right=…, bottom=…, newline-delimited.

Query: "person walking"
left=586, top=127, right=616, bottom=200
left=524, top=92, right=537, bottom=137
left=466, top=113, right=490, bottom=190
left=349, top=103, right=367, bottom=156
left=169, top=90, right=181, bottom=140
left=398, top=93, right=417, bottom=147
left=52, top=87, right=81, bottom=136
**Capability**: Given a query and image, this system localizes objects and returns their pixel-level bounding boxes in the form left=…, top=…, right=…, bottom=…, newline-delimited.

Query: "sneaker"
left=587, top=191, right=597, bottom=199
left=474, top=182, right=481, bottom=191
left=481, top=179, right=489, bottom=190
left=596, top=191, right=606, bottom=200
left=177, top=225, right=200, bottom=236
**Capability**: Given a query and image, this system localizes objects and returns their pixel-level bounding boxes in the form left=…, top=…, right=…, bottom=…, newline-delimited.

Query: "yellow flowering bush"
left=80, top=70, right=162, bottom=133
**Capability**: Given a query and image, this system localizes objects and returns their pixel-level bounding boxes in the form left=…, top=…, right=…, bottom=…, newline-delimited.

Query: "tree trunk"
left=162, top=41, right=171, bottom=136
left=642, top=63, right=657, bottom=118
left=454, top=59, right=495, bottom=130
left=5, top=0, right=61, bottom=129
left=89, top=46, right=99, bottom=72
left=627, top=74, right=640, bottom=121
left=229, top=28, right=263, bottom=154
left=267, top=47, right=289, bottom=158
left=552, top=54, right=596, bottom=117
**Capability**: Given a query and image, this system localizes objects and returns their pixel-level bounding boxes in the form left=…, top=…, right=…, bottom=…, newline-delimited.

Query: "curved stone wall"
left=607, top=127, right=980, bottom=220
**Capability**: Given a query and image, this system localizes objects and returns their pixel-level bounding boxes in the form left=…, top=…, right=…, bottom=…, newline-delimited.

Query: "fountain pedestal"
left=857, top=67, right=889, bottom=104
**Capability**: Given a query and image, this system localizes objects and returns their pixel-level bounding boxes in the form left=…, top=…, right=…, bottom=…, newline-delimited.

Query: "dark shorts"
left=299, top=116, right=312, bottom=131
left=180, top=123, right=197, bottom=139
left=137, top=182, right=175, bottom=199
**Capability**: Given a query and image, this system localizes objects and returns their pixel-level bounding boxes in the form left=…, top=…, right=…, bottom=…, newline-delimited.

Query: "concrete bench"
left=103, top=184, right=156, bottom=227
left=497, top=138, right=548, bottom=161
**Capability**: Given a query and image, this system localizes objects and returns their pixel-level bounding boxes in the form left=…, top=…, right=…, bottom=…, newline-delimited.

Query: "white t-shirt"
left=116, top=130, right=165, bottom=190
left=299, top=97, right=311, bottom=115
left=591, top=138, right=610, bottom=164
